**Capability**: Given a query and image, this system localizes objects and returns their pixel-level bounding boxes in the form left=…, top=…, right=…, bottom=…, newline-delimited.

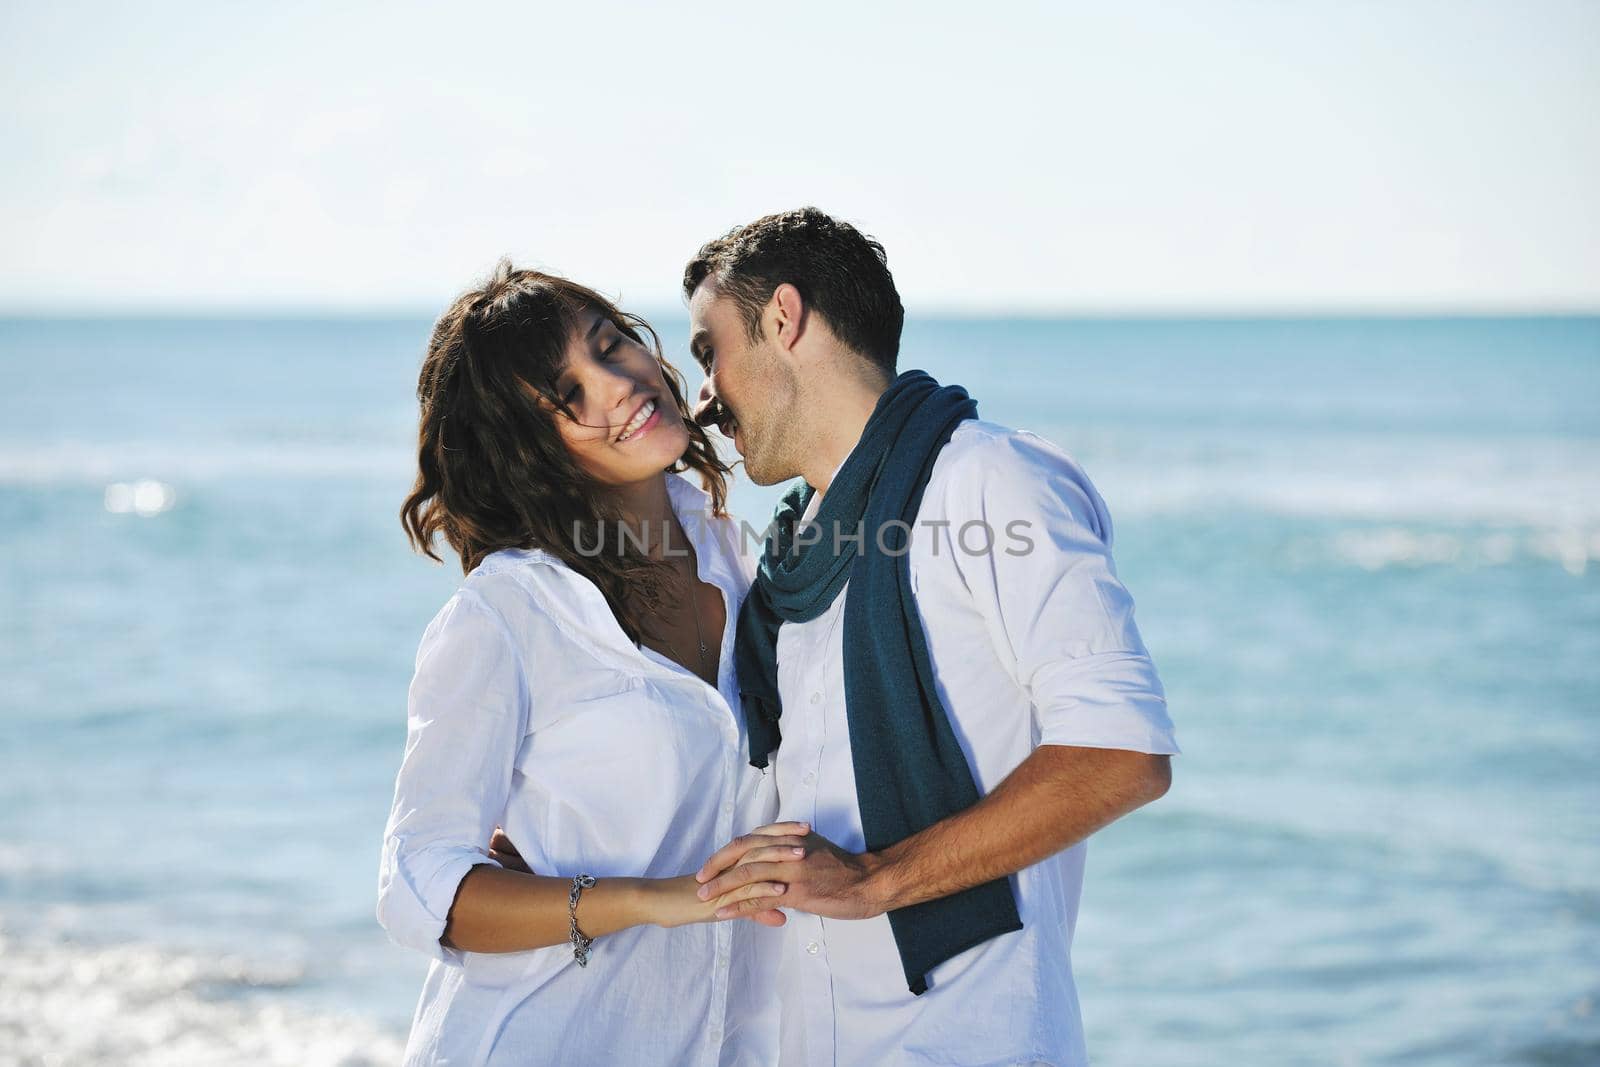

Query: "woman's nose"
left=597, top=361, right=640, bottom=411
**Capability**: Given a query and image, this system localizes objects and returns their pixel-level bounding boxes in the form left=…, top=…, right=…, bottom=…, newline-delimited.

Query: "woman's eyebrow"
left=545, top=316, right=608, bottom=386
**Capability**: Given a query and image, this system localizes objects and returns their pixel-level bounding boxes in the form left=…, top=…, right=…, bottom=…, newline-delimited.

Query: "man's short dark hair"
left=682, top=207, right=903, bottom=377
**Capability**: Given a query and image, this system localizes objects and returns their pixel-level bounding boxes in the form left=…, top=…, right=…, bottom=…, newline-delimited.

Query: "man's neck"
left=800, top=369, right=891, bottom=499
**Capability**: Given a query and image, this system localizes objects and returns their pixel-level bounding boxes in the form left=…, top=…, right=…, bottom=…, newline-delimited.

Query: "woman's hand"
left=643, top=823, right=813, bottom=929
left=638, top=874, right=784, bottom=929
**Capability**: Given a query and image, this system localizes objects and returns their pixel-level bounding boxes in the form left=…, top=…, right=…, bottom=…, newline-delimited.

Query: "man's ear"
left=765, top=283, right=808, bottom=354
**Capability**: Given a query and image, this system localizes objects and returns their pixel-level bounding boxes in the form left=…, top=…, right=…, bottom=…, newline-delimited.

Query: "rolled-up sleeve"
left=942, top=430, right=1179, bottom=755
left=377, top=589, right=528, bottom=961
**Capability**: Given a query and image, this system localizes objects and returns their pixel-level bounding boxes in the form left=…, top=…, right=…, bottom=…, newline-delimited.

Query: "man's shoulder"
left=926, top=419, right=1110, bottom=540
left=944, top=418, right=1017, bottom=452
left=934, top=419, right=1088, bottom=491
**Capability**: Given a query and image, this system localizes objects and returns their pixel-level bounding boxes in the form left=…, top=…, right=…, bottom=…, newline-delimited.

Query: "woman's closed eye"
left=560, top=335, right=627, bottom=403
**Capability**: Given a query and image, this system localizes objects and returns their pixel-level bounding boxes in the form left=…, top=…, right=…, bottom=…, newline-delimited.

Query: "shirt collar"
left=666, top=471, right=736, bottom=586
left=665, top=469, right=712, bottom=512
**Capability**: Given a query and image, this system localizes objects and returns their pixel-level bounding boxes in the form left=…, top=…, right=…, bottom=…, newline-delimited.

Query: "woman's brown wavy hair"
left=401, top=260, right=731, bottom=644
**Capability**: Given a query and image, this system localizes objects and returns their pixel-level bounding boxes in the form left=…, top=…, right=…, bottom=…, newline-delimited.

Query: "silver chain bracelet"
left=568, top=874, right=598, bottom=966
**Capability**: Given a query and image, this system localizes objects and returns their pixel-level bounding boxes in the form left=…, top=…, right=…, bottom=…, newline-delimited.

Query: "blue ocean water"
left=1, top=315, right=1596, bottom=1065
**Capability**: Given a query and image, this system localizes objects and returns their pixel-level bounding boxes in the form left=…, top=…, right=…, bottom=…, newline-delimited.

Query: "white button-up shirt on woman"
left=377, top=473, right=780, bottom=1067
left=772, top=421, right=1180, bottom=1067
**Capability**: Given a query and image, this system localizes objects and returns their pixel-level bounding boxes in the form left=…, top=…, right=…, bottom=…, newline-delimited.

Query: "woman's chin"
left=626, top=423, right=691, bottom=476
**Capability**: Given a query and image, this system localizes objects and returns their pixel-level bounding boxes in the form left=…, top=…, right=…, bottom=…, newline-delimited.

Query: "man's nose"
left=692, top=379, right=722, bottom=428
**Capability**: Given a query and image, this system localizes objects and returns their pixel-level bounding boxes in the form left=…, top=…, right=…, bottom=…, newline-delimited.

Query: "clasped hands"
left=487, top=820, right=891, bottom=928
left=693, top=822, right=890, bottom=923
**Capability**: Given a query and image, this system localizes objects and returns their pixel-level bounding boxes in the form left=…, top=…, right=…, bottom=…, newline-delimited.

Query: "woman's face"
left=543, top=309, right=691, bottom=486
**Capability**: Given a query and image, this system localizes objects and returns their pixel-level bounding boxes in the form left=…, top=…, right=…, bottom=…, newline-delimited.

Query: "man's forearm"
left=865, top=746, right=1171, bottom=913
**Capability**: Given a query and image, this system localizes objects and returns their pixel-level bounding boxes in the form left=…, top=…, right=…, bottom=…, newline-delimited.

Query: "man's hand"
left=488, top=828, right=532, bottom=873
left=699, top=747, right=1170, bottom=922
left=695, top=824, right=887, bottom=921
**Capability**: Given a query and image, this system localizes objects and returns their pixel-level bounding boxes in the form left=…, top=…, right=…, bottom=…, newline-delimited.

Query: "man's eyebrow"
left=585, top=315, right=606, bottom=341
left=689, top=328, right=710, bottom=359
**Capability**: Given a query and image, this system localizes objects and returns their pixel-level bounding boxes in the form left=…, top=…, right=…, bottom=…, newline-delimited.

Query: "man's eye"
left=563, top=384, right=580, bottom=404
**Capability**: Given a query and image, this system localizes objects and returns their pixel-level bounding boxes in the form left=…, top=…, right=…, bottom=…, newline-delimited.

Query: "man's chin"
left=740, top=450, right=789, bottom=487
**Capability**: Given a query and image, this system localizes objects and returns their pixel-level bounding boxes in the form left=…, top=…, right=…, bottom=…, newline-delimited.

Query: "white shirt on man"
left=771, top=420, right=1179, bottom=1067
left=377, top=473, right=780, bottom=1067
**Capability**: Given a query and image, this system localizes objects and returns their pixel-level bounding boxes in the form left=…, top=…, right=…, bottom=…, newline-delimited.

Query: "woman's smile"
left=616, top=398, right=662, bottom=443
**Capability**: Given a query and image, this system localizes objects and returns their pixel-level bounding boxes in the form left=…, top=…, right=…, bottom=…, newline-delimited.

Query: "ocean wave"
left=1093, top=454, right=1600, bottom=528
left=1141, top=789, right=1600, bottom=906
left=5, top=433, right=1600, bottom=532
left=1287, top=525, right=1600, bottom=575
left=0, top=441, right=409, bottom=485
left=0, top=931, right=405, bottom=1067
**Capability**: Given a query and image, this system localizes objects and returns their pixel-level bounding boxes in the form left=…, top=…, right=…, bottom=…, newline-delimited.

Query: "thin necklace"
left=676, top=531, right=711, bottom=672
left=688, top=570, right=710, bottom=668
left=652, top=547, right=711, bottom=678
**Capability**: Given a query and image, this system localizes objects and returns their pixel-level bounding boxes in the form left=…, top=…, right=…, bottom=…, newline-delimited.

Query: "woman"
left=377, top=261, right=802, bottom=1066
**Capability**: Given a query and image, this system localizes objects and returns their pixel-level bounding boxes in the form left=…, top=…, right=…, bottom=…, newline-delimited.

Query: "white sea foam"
left=0, top=932, right=405, bottom=1067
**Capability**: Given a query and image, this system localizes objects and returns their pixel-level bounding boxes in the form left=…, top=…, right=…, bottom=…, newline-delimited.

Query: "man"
left=687, top=207, right=1179, bottom=1067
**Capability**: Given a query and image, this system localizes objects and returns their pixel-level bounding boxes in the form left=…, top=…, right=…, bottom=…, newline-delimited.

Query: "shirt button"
left=803, top=772, right=816, bottom=785
left=722, top=801, right=734, bottom=815
left=805, top=940, right=820, bottom=956
left=809, top=691, right=822, bottom=704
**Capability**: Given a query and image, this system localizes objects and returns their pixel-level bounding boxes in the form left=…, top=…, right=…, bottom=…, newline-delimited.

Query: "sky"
left=1, top=0, right=1597, bottom=314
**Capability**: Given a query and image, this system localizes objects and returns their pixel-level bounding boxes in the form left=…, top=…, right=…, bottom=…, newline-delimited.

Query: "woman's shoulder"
left=468, top=545, right=564, bottom=582
left=463, top=546, right=605, bottom=613
left=422, top=547, right=608, bottom=651
left=413, top=550, right=635, bottom=693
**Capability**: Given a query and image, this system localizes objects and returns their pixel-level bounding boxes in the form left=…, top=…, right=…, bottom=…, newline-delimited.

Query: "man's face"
left=688, top=280, right=798, bottom=486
